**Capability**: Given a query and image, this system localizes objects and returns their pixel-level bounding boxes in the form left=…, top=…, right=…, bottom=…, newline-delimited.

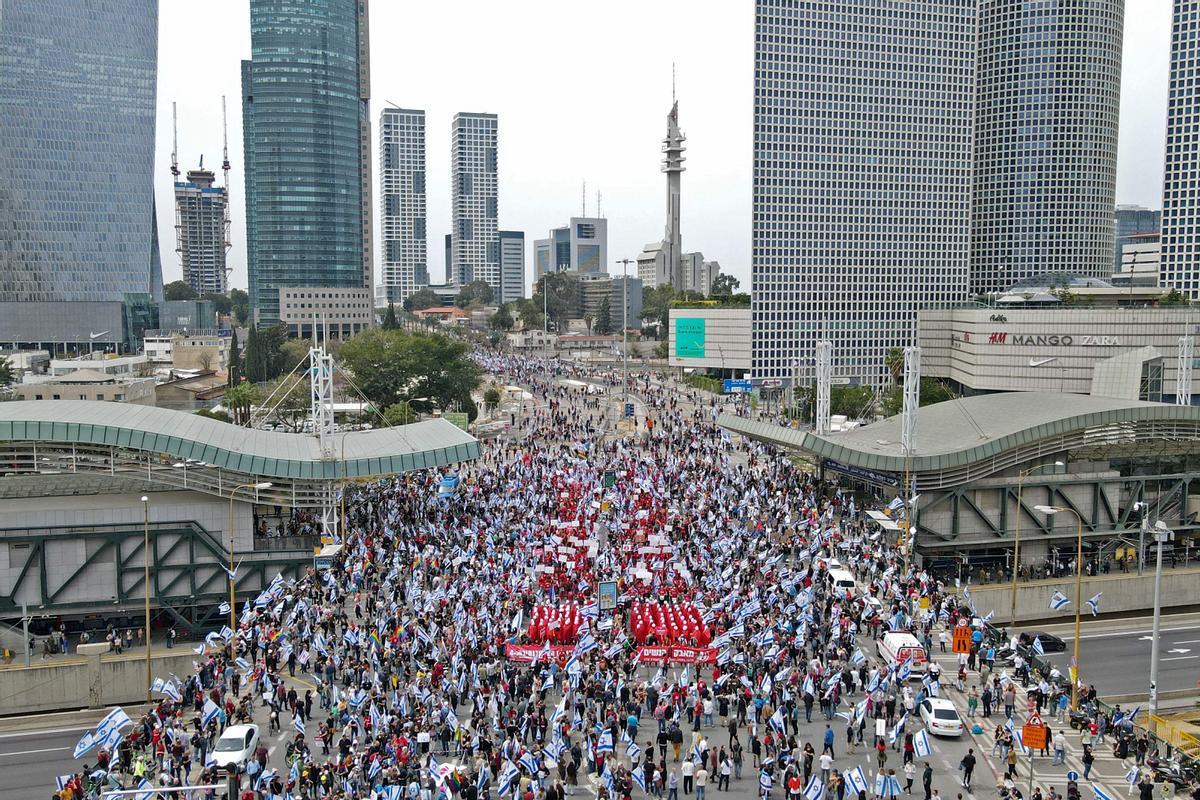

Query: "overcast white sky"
left=154, top=0, right=1172, bottom=296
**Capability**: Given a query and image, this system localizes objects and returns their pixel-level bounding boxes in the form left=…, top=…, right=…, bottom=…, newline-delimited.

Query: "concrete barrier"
left=950, top=566, right=1200, bottom=624
left=0, top=649, right=197, bottom=715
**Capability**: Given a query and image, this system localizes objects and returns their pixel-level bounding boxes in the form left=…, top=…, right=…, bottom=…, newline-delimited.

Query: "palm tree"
left=884, top=347, right=904, bottom=386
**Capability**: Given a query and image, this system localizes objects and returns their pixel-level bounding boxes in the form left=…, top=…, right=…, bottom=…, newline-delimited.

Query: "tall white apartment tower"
left=751, top=0, right=974, bottom=387
left=449, top=112, right=499, bottom=292
left=1161, top=0, right=1200, bottom=300
left=378, top=108, right=428, bottom=306
left=971, top=0, right=1123, bottom=296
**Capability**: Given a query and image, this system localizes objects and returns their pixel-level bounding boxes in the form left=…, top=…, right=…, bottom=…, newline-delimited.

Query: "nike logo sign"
left=1029, top=358, right=1056, bottom=367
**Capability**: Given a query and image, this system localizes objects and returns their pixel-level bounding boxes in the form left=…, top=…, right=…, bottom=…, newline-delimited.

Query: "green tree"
left=338, top=327, right=482, bottom=417
left=583, top=313, right=596, bottom=334
left=490, top=304, right=514, bottom=331
left=243, top=324, right=290, bottom=382
left=403, top=288, right=441, bottom=313
left=884, top=347, right=905, bottom=386
left=484, top=386, right=501, bottom=407
left=514, top=298, right=544, bottom=330
left=382, top=303, right=400, bottom=330
left=163, top=280, right=198, bottom=301
left=1161, top=289, right=1191, bottom=307
left=709, top=273, right=740, bottom=297
left=259, top=375, right=310, bottom=431
left=642, top=284, right=675, bottom=335
left=200, top=292, right=233, bottom=317
left=280, top=338, right=311, bottom=373
left=532, top=273, right=579, bottom=331
left=224, top=380, right=260, bottom=426
left=595, top=296, right=613, bottom=335
left=229, top=289, right=250, bottom=325
left=226, top=328, right=241, bottom=387
left=880, top=378, right=955, bottom=417
left=382, top=400, right=417, bottom=426
left=0, top=355, right=12, bottom=387
left=456, top=280, right=495, bottom=308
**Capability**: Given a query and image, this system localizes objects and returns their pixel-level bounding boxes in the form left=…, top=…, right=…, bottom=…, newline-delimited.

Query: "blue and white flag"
left=631, top=767, right=648, bottom=793
left=913, top=729, right=932, bottom=758
left=1126, top=767, right=1141, bottom=786
left=218, top=601, right=231, bottom=615
left=1032, top=636, right=1045, bottom=656
left=597, top=729, right=614, bottom=753
left=518, top=750, right=540, bottom=774
left=1094, top=786, right=1118, bottom=800
left=759, top=770, right=774, bottom=794
left=73, top=730, right=97, bottom=759
left=498, top=761, right=520, bottom=796
left=132, top=778, right=154, bottom=800
left=293, top=715, right=305, bottom=734
left=95, top=707, right=132, bottom=739
left=627, top=741, right=643, bottom=762
left=889, top=713, right=907, bottom=744
left=803, top=775, right=825, bottom=800
left=875, top=772, right=902, bottom=798
left=844, top=767, right=869, bottom=796
left=897, top=661, right=912, bottom=682
left=769, top=708, right=787, bottom=736
left=1086, top=592, right=1102, bottom=617
left=55, top=776, right=73, bottom=792
left=852, top=648, right=866, bottom=666
left=202, top=698, right=224, bottom=727
left=1049, top=591, right=1070, bottom=611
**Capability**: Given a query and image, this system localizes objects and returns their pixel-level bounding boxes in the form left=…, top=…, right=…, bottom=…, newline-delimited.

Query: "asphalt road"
left=1018, top=612, right=1200, bottom=697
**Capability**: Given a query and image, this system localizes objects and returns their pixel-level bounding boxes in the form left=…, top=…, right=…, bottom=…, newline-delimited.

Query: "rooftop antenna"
left=597, top=190, right=602, bottom=219
left=170, top=102, right=179, bottom=178
left=672, top=62, right=676, bottom=105
left=582, top=179, right=587, bottom=217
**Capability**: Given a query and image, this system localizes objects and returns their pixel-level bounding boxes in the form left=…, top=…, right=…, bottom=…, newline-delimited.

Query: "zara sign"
left=988, top=333, right=1122, bottom=347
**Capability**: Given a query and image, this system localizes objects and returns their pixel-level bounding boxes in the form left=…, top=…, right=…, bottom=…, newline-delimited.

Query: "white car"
left=919, top=698, right=964, bottom=737
left=211, top=724, right=260, bottom=768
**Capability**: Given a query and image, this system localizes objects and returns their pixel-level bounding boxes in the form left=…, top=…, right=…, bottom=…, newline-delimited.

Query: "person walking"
left=695, top=764, right=708, bottom=800
left=823, top=725, right=835, bottom=757
left=718, top=754, right=731, bottom=791
left=922, top=763, right=932, bottom=800
left=682, top=757, right=695, bottom=795
left=903, top=762, right=915, bottom=794
left=960, top=748, right=976, bottom=791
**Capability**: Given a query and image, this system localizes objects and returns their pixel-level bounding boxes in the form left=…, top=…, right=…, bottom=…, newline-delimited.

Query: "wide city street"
left=3, top=354, right=1183, bottom=800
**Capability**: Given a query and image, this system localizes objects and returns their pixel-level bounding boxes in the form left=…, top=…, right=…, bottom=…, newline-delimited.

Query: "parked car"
left=919, top=697, right=964, bottom=737
left=210, top=724, right=260, bottom=769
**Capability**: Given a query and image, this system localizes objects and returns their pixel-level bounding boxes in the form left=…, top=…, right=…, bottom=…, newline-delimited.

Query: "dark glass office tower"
left=0, top=0, right=162, bottom=305
left=242, top=0, right=372, bottom=325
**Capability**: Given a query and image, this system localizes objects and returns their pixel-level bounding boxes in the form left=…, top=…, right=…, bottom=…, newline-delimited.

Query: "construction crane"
left=170, top=102, right=180, bottom=179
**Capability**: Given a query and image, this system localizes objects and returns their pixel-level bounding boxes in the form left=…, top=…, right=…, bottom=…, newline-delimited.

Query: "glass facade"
left=1162, top=0, right=1200, bottom=300
left=242, top=0, right=369, bottom=324
left=449, top=113, right=498, bottom=291
left=752, top=0, right=974, bottom=386
left=0, top=0, right=161, bottom=303
left=971, top=0, right=1123, bottom=296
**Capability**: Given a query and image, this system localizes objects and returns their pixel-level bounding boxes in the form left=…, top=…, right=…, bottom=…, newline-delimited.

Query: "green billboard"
left=675, top=318, right=706, bottom=358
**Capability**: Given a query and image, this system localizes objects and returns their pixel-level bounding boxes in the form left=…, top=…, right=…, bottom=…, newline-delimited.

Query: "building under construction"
left=172, top=101, right=232, bottom=295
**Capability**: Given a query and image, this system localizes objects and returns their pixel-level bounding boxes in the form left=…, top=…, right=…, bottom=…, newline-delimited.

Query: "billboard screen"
left=675, top=318, right=706, bottom=358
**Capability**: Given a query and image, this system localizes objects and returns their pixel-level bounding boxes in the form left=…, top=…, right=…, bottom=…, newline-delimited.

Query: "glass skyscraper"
left=751, top=0, right=975, bottom=387
left=0, top=0, right=161, bottom=304
left=971, top=0, right=1123, bottom=296
left=1161, top=0, right=1200, bottom=300
left=242, top=0, right=372, bottom=325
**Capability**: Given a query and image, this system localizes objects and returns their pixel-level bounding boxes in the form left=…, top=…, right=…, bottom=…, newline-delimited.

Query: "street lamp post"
left=616, top=259, right=634, bottom=425
left=141, top=495, right=151, bottom=704
left=227, top=482, right=273, bottom=653
left=1010, top=461, right=1064, bottom=629
left=1035, top=504, right=1084, bottom=710
left=1149, top=520, right=1173, bottom=732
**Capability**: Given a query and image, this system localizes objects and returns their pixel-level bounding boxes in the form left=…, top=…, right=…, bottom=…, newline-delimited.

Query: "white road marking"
left=1168, top=648, right=1192, bottom=654
left=0, top=746, right=66, bottom=757
left=1172, top=639, right=1200, bottom=644
left=1162, top=655, right=1198, bottom=662
left=0, top=725, right=90, bottom=739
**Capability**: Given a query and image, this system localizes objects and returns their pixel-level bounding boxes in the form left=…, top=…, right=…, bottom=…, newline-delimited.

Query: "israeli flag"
left=218, top=601, right=231, bottom=615
left=492, top=761, right=517, bottom=796
left=575, top=632, right=598, bottom=655
left=95, top=707, right=132, bottom=739
left=1094, top=786, right=1118, bottom=800
left=518, top=751, right=540, bottom=774
left=133, top=778, right=155, bottom=800
left=631, top=767, right=648, bottom=793
left=759, top=770, right=774, bottom=794
left=889, top=713, right=907, bottom=744
left=202, top=698, right=223, bottom=727
left=844, top=767, right=869, bottom=796
left=852, top=648, right=866, bottom=666
left=803, top=775, right=825, bottom=800
left=897, top=661, right=912, bottom=682
left=73, top=730, right=97, bottom=759
left=1086, top=592, right=1102, bottom=617
left=913, top=729, right=932, bottom=758
left=1049, top=590, right=1070, bottom=611
left=597, top=729, right=614, bottom=753
left=1032, top=636, right=1045, bottom=656
left=627, top=741, right=643, bottom=761
left=292, top=714, right=305, bottom=735
left=56, top=776, right=73, bottom=792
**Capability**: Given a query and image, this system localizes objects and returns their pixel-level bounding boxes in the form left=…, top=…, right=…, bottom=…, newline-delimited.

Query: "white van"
left=828, top=568, right=858, bottom=596
left=876, top=631, right=928, bottom=677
